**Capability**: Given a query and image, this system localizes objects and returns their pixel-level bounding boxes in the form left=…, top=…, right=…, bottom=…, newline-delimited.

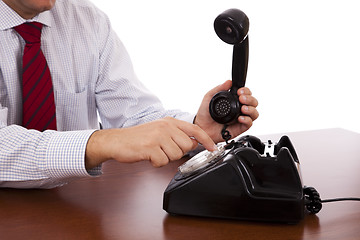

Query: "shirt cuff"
left=0, top=106, right=8, bottom=127
left=45, top=129, right=102, bottom=179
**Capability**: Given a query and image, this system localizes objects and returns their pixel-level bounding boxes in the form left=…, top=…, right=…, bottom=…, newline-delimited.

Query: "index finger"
left=175, top=120, right=216, bottom=152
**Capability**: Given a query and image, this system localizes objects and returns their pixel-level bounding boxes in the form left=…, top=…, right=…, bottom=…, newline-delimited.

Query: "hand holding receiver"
left=195, top=9, right=257, bottom=143
left=209, top=9, right=250, bottom=124
left=85, top=117, right=216, bottom=169
left=195, top=82, right=258, bottom=143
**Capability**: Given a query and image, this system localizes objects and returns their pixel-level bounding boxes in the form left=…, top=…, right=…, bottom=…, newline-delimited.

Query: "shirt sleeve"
left=0, top=124, right=100, bottom=189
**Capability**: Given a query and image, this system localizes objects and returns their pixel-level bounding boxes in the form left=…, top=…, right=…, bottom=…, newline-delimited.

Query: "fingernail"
left=212, top=144, right=219, bottom=152
left=239, top=89, right=245, bottom=95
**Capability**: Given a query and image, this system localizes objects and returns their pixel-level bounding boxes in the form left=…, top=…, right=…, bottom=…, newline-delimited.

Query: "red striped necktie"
left=14, top=22, right=57, bottom=131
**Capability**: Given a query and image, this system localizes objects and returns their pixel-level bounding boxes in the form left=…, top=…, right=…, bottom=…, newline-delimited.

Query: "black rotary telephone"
left=163, top=135, right=306, bottom=223
left=163, top=9, right=324, bottom=224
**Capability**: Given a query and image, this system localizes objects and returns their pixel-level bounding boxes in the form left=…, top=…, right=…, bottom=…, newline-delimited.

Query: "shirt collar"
left=0, top=0, right=52, bottom=31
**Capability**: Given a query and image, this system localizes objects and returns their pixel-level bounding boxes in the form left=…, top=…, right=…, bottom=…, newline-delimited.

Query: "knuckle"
left=246, top=87, right=252, bottom=95
left=251, top=97, right=259, bottom=107
left=163, top=116, right=175, bottom=122
left=246, top=118, right=253, bottom=127
left=154, top=120, right=171, bottom=131
left=151, top=162, right=161, bottom=168
left=254, top=111, right=259, bottom=120
left=184, top=141, right=194, bottom=152
left=151, top=157, right=168, bottom=168
left=169, top=147, right=185, bottom=161
left=191, top=124, right=201, bottom=132
left=169, top=153, right=183, bottom=162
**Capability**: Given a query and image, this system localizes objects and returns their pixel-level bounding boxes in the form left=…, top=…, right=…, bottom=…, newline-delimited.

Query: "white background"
left=91, top=0, right=360, bottom=136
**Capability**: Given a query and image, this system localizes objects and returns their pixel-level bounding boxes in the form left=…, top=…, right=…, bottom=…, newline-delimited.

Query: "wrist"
left=85, top=130, right=108, bottom=170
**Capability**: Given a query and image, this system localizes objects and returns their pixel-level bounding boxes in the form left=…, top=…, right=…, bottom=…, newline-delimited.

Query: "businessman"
left=0, top=0, right=259, bottom=188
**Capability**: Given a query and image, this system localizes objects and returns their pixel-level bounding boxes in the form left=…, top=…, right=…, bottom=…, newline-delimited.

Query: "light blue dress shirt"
left=0, top=0, right=194, bottom=188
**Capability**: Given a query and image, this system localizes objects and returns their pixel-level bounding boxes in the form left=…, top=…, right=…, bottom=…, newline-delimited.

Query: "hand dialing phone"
left=163, top=135, right=305, bottom=223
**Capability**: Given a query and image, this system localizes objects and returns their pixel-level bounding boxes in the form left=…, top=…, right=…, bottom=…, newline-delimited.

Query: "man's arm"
left=85, top=117, right=216, bottom=170
left=0, top=125, right=99, bottom=189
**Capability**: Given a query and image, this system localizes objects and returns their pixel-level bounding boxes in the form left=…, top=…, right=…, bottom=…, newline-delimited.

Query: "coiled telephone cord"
left=303, top=186, right=360, bottom=214
left=221, top=124, right=232, bottom=144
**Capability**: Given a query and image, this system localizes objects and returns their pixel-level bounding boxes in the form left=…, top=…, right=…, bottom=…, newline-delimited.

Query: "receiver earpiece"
left=209, top=9, right=249, bottom=124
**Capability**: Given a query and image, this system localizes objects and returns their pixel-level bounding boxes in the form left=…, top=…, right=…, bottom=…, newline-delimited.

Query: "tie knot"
left=14, top=22, right=43, bottom=44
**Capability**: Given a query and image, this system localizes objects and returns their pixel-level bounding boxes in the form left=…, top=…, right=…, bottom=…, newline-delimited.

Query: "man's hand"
left=195, top=80, right=259, bottom=143
left=85, top=117, right=216, bottom=169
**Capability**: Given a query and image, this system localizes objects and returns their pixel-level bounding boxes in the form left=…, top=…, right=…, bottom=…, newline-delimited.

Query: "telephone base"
left=163, top=135, right=304, bottom=224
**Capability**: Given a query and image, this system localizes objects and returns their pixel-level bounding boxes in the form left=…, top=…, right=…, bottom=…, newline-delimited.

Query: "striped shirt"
left=0, top=0, right=194, bottom=188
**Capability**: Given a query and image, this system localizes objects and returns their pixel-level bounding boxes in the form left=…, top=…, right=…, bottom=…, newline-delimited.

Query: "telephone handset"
left=209, top=9, right=249, bottom=124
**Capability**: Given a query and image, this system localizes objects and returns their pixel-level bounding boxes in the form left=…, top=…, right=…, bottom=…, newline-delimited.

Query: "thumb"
left=206, top=80, right=232, bottom=98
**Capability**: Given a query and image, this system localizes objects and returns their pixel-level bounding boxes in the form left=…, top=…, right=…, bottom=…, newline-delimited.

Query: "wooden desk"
left=1, top=128, right=360, bottom=240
